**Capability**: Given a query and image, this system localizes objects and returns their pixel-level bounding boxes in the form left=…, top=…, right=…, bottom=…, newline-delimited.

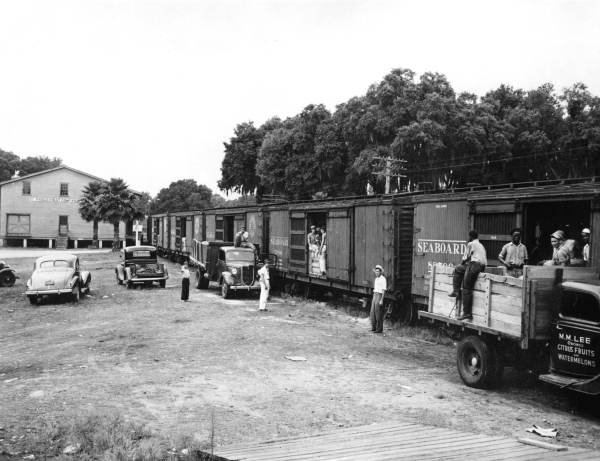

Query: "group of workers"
left=307, top=225, right=327, bottom=276
left=449, top=227, right=592, bottom=321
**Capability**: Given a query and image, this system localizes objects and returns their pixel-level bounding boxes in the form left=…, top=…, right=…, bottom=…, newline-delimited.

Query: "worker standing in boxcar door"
left=370, top=265, right=387, bottom=334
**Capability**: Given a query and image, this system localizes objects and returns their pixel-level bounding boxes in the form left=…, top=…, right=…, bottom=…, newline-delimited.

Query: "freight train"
left=149, top=178, right=600, bottom=324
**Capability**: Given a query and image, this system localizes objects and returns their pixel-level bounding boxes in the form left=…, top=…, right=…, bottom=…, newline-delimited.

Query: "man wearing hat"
left=549, top=230, right=574, bottom=266
left=370, top=264, right=387, bottom=333
left=582, top=228, right=591, bottom=266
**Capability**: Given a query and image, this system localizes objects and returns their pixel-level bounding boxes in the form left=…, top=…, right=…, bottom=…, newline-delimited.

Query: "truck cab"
left=540, top=281, right=600, bottom=394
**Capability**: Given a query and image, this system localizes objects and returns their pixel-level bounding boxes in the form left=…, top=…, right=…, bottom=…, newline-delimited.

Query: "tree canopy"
left=150, top=179, right=215, bottom=214
left=0, top=149, right=62, bottom=181
left=219, top=69, right=600, bottom=198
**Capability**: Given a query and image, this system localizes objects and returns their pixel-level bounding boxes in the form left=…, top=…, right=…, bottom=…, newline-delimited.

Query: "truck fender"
left=222, top=272, right=235, bottom=286
left=115, top=265, right=124, bottom=281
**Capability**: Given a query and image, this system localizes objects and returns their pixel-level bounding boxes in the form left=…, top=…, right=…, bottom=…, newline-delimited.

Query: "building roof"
left=0, top=165, right=141, bottom=194
left=0, top=165, right=106, bottom=186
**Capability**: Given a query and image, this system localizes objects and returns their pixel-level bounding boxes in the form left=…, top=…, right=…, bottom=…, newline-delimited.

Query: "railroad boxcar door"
left=170, top=216, right=177, bottom=249
left=325, top=209, right=351, bottom=281
left=473, top=202, right=516, bottom=266
left=412, top=200, right=470, bottom=300
left=205, top=214, right=216, bottom=241
left=289, top=212, right=307, bottom=274
left=185, top=217, right=193, bottom=250
left=193, top=214, right=203, bottom=242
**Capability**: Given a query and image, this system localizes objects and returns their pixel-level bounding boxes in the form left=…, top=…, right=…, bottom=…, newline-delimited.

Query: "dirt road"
left=1, top=252, right=599, bottom=456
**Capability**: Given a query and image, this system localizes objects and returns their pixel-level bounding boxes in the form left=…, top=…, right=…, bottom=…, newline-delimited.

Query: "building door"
left=58, top=216, right=69, bottom=236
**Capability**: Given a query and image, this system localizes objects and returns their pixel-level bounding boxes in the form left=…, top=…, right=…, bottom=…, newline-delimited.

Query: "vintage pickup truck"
left=420, top=264, right=600, bottom=394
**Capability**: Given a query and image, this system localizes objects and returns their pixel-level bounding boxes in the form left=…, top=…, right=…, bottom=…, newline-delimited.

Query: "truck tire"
left=221, top=282, right=231, bottom=299
left=159, top=280, right=166, bottom=288
left=0, top=271, right=16, bottom=287
left=457, top=335, right=501, bottom=389
left=72, top=285, right=81, bottom=303
left=28, top=295, right=39, bottom=305
left=200, top=277, right=209, bottom=289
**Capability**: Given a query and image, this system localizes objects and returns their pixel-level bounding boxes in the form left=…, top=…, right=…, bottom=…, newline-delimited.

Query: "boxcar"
left=151, top=179, right=600, bottom=323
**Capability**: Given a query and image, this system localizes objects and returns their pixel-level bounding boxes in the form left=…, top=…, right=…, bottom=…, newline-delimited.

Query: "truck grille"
left=241, top=266, right=255, bottom=285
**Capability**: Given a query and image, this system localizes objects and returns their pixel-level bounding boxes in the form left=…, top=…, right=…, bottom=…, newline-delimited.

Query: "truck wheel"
left=200, top=277, right=209, bottom=289
left=457, top=335, right=500, bottom=389
left=0, top=272, right=16, bottom=287
left=28, top=295, right=38, bottom=305
left=126, top=281, right=133, bottom=290
left=159, top=280, right=166, bottom=288
left=221, top=282, right=231, bottom=299
left=116, top=270, right=123, bottom=285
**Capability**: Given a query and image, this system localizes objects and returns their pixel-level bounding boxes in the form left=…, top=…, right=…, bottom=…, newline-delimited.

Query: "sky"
left=1, top=0, right=599, bottom=197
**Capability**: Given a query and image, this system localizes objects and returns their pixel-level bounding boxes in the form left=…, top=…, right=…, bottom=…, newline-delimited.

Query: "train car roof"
left=148, top=177, right=600, bottom=218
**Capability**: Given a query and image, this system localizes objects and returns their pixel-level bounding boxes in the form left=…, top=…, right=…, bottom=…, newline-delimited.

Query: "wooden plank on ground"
left=213, top=421, right=600, bottom=461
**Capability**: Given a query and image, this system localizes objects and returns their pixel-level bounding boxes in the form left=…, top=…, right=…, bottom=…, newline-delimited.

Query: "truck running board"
left=539, top=372, right=600, bottom=395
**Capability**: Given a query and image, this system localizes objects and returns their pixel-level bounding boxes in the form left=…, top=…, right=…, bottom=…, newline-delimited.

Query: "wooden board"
left=430, top=265, right=523, bottom=337
left=212, top=421, right=599, bottom=461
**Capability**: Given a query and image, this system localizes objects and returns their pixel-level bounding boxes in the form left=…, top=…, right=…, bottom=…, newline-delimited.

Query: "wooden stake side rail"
left=424, top=264, right=600, bottom=348
left=211, top=421, right=599, bottom=461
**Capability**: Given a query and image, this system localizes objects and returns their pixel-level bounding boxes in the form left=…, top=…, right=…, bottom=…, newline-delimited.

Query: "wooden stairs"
left=55, top=236, right=68, bottom=250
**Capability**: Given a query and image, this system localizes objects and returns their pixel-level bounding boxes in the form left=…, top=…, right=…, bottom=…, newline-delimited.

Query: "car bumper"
left=26, top=288, right=76, bottom=296
left=129, top=276, right=168, bottom=283
left=230, top=284, right=261, bottom=291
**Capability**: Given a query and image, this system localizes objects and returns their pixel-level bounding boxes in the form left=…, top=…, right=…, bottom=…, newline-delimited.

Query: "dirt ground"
left=1, top=252, right=600, bottom=457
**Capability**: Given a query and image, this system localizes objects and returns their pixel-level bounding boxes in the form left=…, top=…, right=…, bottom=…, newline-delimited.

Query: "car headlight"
left=231, top=267, right=238, bottom=275
left=26, top=279, right=32, bottom=288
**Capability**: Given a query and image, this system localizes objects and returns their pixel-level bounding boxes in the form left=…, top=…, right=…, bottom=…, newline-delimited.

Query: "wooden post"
left=484, top=277, right=492, bottom=327
left=428, top=264, right=436, bottom=312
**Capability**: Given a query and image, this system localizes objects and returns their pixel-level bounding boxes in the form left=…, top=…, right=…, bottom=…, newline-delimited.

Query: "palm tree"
left=78, top=181, right=104, bottom=248
left=97, top=178, right=144, bottom=251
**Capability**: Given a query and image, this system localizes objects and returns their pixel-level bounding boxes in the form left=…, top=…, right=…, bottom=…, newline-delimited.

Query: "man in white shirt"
left=371, top=264, right=387, bottom=333
left=582, top=228, right=591, bottom=266
left=258, top=258, right=270, bottom=311
left=498, top=228, right=528, bottom=277
left=449, top=230, right=487, bottom=321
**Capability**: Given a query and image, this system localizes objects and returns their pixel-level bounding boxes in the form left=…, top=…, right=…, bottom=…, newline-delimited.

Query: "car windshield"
left=38, top=260, right=74, bottom=270
left=226, top=250, right=255, bottom=263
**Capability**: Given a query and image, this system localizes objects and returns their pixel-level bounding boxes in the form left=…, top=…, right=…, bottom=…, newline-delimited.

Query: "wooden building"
left=0, top=165, right=125, bottom=249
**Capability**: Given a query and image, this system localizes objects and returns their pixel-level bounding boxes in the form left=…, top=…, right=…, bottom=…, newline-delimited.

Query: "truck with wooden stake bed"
left=420, top=264, right=600, bottom=394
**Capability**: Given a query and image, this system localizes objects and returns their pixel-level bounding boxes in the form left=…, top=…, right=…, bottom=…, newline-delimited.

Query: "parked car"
left=115, top=245, right=168, bottom=288
left=0, top=261, right=18, bottom=287
left=25, top=254, right=91, bottom=304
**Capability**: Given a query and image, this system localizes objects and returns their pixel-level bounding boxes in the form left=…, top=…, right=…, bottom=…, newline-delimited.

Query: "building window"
left=6, top=214, right=31, bottom=236
left=60, top=183, right=69, bottom=196
left=22, top=181, right=31, bottom=195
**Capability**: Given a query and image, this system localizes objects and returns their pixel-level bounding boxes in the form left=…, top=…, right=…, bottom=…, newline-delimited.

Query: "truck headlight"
left=231, top=267, right=238, bottom=275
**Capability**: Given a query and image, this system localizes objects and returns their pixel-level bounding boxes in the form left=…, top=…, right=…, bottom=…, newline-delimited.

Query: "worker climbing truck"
left=420, top=264, right=600, bottom=394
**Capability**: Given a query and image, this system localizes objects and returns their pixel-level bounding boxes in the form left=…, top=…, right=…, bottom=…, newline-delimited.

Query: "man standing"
left=498, top=228, right=528, bottom=277
left=582, top=228, right=591, bottom=266
left=258, top=258, right=270, bottom=311
left=370, top=265, right=387, bottom=334
left=449, top=230, right=487, bottom=321
left=318, top=225, right=327, bottom=276
left=181, top=263, right=190, bottom=302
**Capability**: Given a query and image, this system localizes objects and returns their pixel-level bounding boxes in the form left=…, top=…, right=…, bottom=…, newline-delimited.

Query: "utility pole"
left=372, top=156, right=407, bottom=193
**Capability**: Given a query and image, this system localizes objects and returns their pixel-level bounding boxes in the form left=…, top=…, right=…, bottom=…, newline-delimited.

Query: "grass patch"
left=23, top=411, right=227, bottom=461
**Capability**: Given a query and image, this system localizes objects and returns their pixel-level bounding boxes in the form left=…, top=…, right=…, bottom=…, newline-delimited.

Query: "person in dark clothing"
left=448, top=230, right=487, bottom=321
left=181, top=263, right=190, bottom=301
